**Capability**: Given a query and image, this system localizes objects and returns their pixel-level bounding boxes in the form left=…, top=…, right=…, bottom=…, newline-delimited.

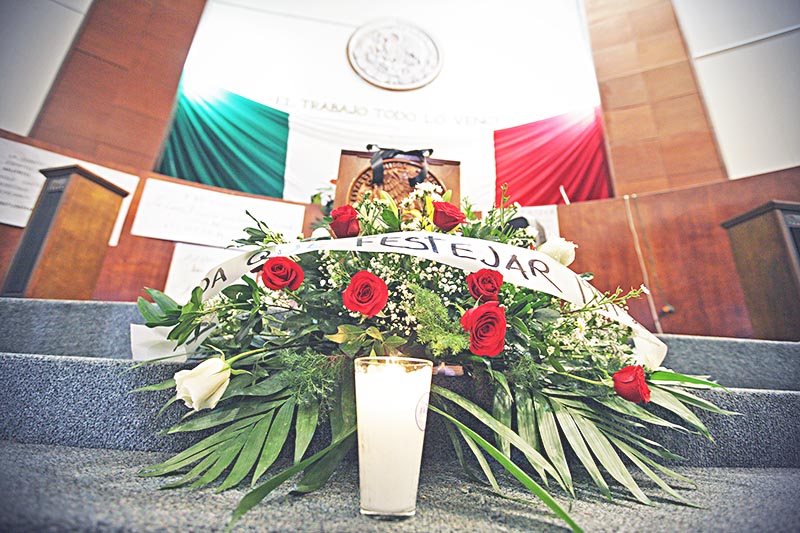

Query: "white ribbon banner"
left=133, top=231, right=666, bottom=369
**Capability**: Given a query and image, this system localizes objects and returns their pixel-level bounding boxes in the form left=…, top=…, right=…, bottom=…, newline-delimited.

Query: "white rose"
left=174, top=358, right=231, bottom=412
left=538, top=237, right=577, bottom=267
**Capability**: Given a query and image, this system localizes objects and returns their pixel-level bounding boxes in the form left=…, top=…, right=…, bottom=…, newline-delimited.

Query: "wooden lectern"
left=722, top=200, right=800, bottom=340
left=1, top=165, right=129, bottom=300
left=333, top=149, right=460, bottom=208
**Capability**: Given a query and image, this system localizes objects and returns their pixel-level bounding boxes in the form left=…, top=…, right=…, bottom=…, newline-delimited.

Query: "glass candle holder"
left=354, top=356, right=433, bottom=519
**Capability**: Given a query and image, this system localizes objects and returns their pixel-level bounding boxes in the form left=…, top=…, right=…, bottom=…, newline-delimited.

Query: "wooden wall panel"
left=0, top=132, right=324, bottom=303
left=29, top=0, right=206, bottom=171
left=559, top=168, right=800, bottom=338
left=0, top=226, right=23, bottom=290
left=91, top=175, right=175, bottom=302
left=585, top=0, right=727, bottom=196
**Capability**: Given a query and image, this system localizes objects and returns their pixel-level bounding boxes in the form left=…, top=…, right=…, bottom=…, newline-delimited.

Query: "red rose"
left=466, top=269, right=503, bottom=302
left=261, top=256, right=304, bottom=291
left=460, top=301, right=506, bottom=357
left=432, top=201, right=466, bottom=232
left=329, top=205, right=360, bottom=238
left=342, top=270, right=388, bottom=318
left=612, top=365, right=651, bottom=403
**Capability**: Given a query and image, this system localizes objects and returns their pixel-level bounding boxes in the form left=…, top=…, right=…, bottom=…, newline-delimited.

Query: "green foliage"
left=324, top=324, right=406, bottom=357
left=280, top=349, right=341, bottom=408
left=409, top=285, right=469, bottom=357
left=133, top=183, right=731, bottom=533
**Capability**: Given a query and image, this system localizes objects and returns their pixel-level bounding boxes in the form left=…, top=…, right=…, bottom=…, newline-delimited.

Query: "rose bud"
left=612, top=365, right=651, bottom=403
left=261, top=256, right=304, bottom=291
left=342, top=270, right=389, bottom=318
left=432, top=201, right=466, bottom=232
left=329, top=205, right=360, bottom=238
left=460, top=301, right=507, bottom=357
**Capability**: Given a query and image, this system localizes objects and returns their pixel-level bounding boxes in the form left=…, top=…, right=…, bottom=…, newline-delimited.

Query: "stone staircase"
left=0, top=297, right=798, bottom=532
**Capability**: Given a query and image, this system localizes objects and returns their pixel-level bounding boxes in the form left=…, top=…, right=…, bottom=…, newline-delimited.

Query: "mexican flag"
left=159, top=86, right=609, bottom=211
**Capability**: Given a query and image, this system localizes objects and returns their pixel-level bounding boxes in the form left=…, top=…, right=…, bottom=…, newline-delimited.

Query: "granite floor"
left=0, top=441, right=798, bottom=533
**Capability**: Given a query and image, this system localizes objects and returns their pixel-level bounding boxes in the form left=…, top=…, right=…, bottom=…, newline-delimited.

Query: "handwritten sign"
left=0, top=138, right=139, bottom=245
left=518, top=205, right=560, bottom=242
left=164, top=243, right=245, bottom=303
left=130, top=178, right=306, bottom=248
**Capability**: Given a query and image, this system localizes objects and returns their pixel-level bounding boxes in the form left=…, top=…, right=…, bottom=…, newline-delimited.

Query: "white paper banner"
left=130, top=324, right=189, bottom=362
left=164, top=243, right=245, bottom=304
left=130, top=178, right=306, bottom=248
left=133, top=231, right=667, bottom=369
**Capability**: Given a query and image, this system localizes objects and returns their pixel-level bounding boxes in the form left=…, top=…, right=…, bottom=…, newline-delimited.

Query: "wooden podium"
left=1, top=165, right=129, bottom=300
left=334, top=149, right=460, bottom=208
left=722, top=200, right=800, bottom=340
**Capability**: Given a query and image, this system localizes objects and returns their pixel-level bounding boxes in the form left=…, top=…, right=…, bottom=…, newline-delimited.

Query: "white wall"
left=672, top=0, right=800, bottom=179
left=183, top=0, right=600, bottom=129
left=181, top=0, right=600, bottom=208
left=0, top=0, right=600, bottom=211
left=0, top=0, right=93, bottom=136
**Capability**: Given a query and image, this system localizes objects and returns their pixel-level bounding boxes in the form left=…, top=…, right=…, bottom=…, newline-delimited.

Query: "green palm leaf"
left=652, top=384, right=738, bottom=415
left=550, top=398, right=611, bottom=499
left=569, top=410, right=652, bottom=505
left=596, top=395, right=689, bottom=432
left=533, top=392, right=574, bottom=496
left=190, top=431, right=249, bottom=489
left=140, top=416, right=259, bottom=477
left=609, top=436, right=700, bottom=507
left=436, top=398, right=484, bottom=483
left=294, top=398, right=320, bottom=463
left=166, top=400, right=284, bottom=434
left=648, top=386, right=711, bottom=439
left=252, top=398, right=296, bottom=485
left=293, top=433, right=356, bottom=493
left=514, top=385, right=546, bottom=482
left=649, top=371, right=727, bottom=390
left=161, top=452, right=220, bottom=489
left=430, top=405, right=583, bottom=533
left=491, top=371, right=513, bottom=458
left=432, top=385, right=565, bottom=490
left=226, top=427, right=357, bottom=532
left=457, top=423, right=502, bottom=493
left=589, top=419, right=685, bottom=462
left=216, top=413, right=274, bottom=491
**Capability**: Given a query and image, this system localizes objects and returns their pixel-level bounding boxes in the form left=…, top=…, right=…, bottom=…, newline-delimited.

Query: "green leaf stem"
left=430, top=405, right=583, bottom=533
left=432, top=385, right=565, bottom=490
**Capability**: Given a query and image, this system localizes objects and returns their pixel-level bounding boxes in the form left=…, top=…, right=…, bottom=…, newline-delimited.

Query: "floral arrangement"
left=136, top=184, right=729, bottom=532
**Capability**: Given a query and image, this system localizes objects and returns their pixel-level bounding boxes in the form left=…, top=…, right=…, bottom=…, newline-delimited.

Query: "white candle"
left=354, top=356, right=433, bottom=518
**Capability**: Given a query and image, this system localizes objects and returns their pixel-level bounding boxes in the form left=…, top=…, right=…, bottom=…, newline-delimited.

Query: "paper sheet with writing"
left=164, top=243, right=246, bottom=304
left=130, top=178, right=306, bottom=248
left=0, top=138, right=139, bottom=246
left=518, top=205, right=560, bottom=241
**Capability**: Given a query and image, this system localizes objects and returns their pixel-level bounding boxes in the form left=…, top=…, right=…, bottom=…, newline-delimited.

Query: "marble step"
left=0, top=297, right=143, bottom=359
left=1, top=298, right=798, bottom=389
left=0, top=350, right=797, bottom=468
left=657, top=333, right=800, bottom=391
left=0, top=297, right=797, bottom=468
left=1, top=440, right=798, bottom=533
